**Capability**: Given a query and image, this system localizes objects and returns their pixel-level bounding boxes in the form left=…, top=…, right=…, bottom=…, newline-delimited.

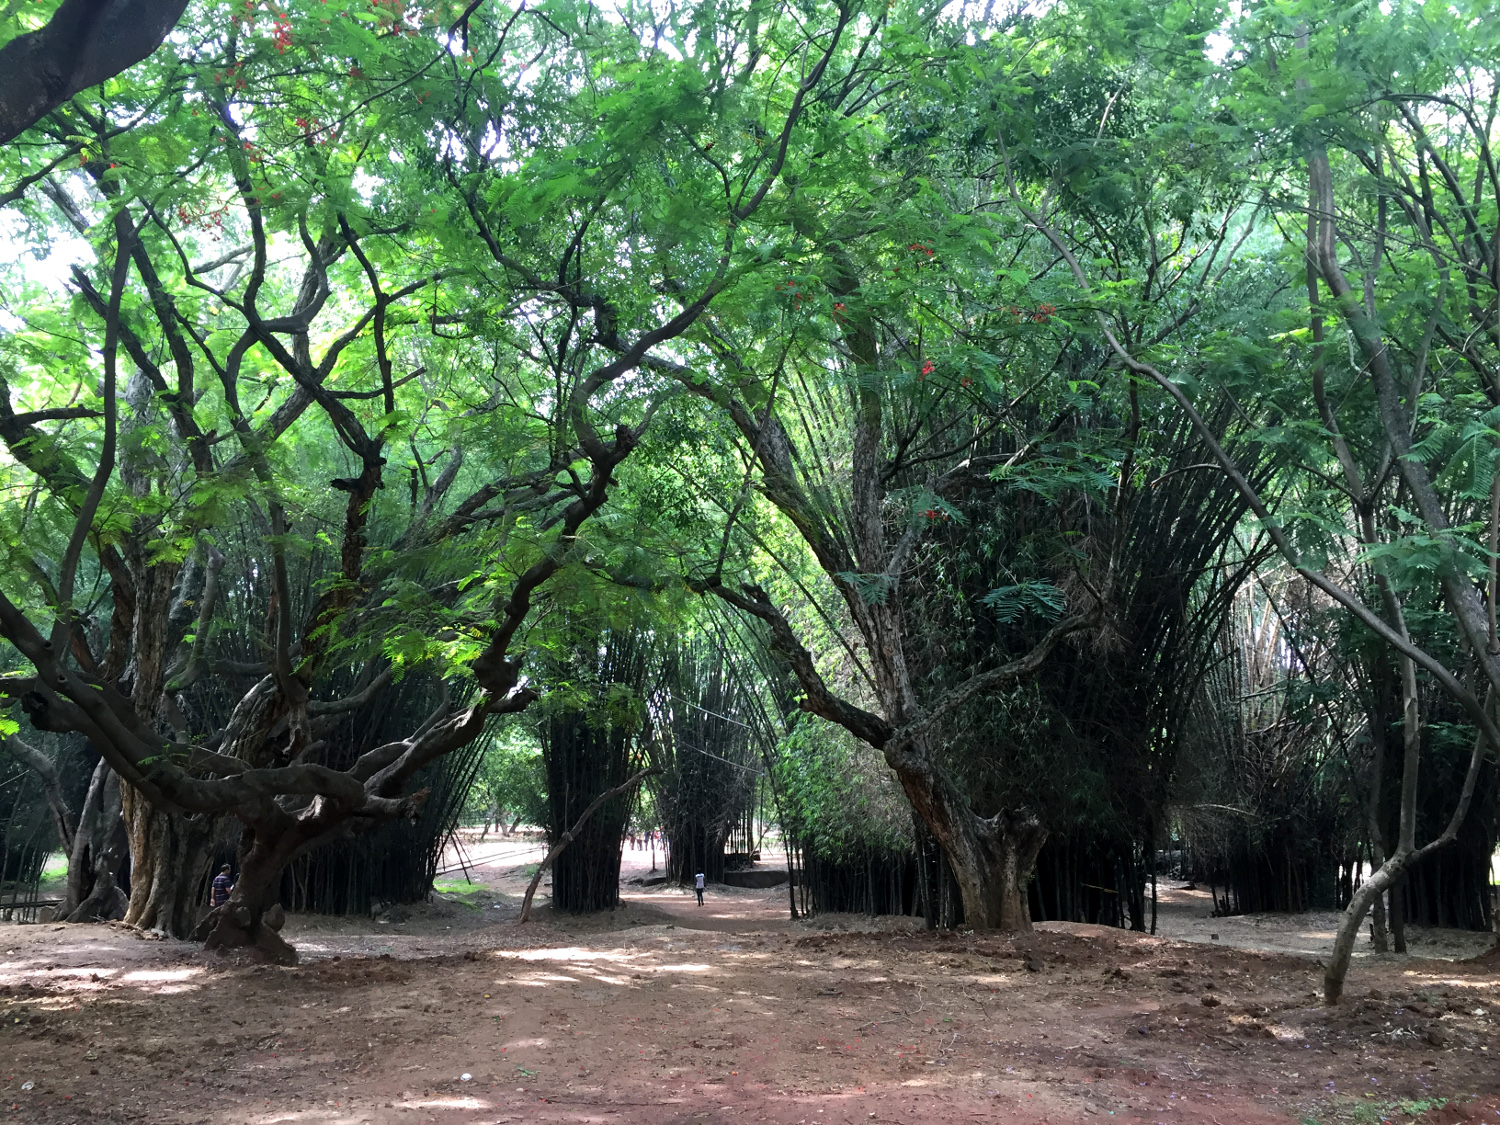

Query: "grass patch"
left=433, top=879, right=489, bottom=895
left=39, top=852, right=67, bottom=883
left=1304, top=1095, right=1448, bottom=1125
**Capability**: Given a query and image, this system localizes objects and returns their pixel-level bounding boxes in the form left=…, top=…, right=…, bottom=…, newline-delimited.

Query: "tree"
left=0, top=0, right=849, bottom=959
left=643, top=0, right=1276, bottom=930
left=537, top=629, right=650, bottom=912
left=467, top=726, right=546, bottom=838
left=649, top=641, right=761, bottom=886
left=1011, top=0, right=1498, bottom=998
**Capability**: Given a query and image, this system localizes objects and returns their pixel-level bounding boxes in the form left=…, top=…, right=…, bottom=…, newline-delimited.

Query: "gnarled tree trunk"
left=894, top=754, right=1045, bottom=929
left=116, top=482, right=215, bottom=936
left=120, top=784, right=218, bottom=936
left=1325, top=850, right=1415, bottom=1004
left=193, top=812, right=313, bottom=966
left=60, top=760, right=130, bottom=922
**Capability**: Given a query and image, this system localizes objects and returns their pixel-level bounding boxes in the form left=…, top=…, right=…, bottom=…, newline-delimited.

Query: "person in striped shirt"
left=211, top=865, right=234, bottom=908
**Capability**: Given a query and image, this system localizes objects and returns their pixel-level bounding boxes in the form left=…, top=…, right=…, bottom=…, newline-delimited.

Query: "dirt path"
left=2, top=887, right=1499, bottom=1125
left=1148, top=886, right=1497, bottom=963
left=439, top=837, right=1497, bottom=963
left=3, top=846, right=1498, bottom=1125
left=616, top=883, right=799, bottom=933
left=433, top=834, right=807, bottom=936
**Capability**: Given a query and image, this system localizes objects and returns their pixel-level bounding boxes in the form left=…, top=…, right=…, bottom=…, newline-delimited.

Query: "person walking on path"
left=694, top=872, right=705, bottom=906
left=211, top=865, right=233, bottom=909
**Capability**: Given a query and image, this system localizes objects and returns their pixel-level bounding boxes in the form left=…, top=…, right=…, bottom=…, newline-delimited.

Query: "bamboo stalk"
left=521, top=766, right=657, bottom=923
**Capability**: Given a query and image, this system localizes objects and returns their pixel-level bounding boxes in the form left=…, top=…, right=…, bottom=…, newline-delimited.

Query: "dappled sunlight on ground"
left=1402, top=968, right=1500, bottom=993
left=2, top=855, right=1498, bottom=1124
left=502, top=945, right=639, bottom=963
left=0, top=911, right=1495, bottom=1125
left=394, top=1095, right=493, bottom=1109
left=0, top=926, right=209, bottom=998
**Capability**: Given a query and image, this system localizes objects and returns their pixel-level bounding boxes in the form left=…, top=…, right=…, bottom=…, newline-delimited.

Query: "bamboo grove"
left=0, top=0, right=1496, bottom=1003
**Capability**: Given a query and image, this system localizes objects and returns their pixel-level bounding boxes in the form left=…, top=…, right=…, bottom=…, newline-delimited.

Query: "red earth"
left=0, top=845, right=1495, bottom=1125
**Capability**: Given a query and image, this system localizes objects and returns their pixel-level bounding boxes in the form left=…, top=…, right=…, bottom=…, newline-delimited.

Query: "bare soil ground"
left=2, top=845, right=1497, bottom=1125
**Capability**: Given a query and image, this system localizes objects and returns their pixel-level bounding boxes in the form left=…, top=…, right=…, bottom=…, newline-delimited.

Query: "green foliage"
left=464, top=724, right=547, bottom=832
left=774, top=718, right=910, bottom=861
left=0, top=0, right=1496, bottom=934
left=432, top=879, right=488, bottom=896
left=979, top=581, right=1065, bottom=625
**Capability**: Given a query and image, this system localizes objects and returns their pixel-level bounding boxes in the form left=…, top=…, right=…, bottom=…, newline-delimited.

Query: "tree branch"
left=519, top=765, right=657, bottom=921
left=1, top=733, right=75, bottom=853
left=0, top=0, right=190, bottom=144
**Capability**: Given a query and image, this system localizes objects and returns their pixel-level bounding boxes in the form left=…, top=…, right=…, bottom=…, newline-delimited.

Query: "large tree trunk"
left=60, top=761, right=130, bottom=922
left=120, top=784, right=218, bottom=936
left=115, top=516, right=219, bottom=937
left=893, top=755, right=1045, bottom=930
left=194, top=817, right=301, bottom=965
left=61, top=760, right=106, bottom=917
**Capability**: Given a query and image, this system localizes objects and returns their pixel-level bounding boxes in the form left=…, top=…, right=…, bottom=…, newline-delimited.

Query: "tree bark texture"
left=120, top=783, right=218, bottom=935
left=1324, top=851, right=1420, bottom=1004
left=896, top=756, right=1045, bottom=929
left=0, top=0, right=191, bottom=144
left=60, top=760, right=129, bottom=922
left=195, top=821, right=298, bottom=965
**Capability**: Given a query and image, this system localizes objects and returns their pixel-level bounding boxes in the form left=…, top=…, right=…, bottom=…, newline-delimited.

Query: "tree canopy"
left=0, top=0, right=1496, bottom=1001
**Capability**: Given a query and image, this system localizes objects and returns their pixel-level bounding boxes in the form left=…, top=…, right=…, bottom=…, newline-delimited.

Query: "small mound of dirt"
left=1421, top=1095, right=1500, bottom=1124
left=1461, top=940, right=1500, bottom=965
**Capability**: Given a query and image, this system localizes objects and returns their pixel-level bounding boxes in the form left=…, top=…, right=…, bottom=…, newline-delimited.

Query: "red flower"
left=920, top=360, right=935, bottom=376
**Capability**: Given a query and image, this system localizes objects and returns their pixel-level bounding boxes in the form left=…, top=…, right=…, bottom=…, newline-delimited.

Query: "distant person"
left=211, top=865, right=233, bottom=909
left=694, top=872, right=705, bottom=906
